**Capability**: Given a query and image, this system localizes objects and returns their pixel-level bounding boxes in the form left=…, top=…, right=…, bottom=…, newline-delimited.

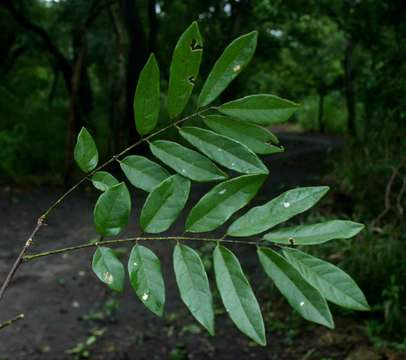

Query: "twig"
left=372, top=157, right=406, bottom=227
left=396, top=176, right=406, bottom=217
left=0, top=108, right=210, bottom=302
left=23, top=236, right=260, bottom=262
left=0, top=314, right=24, bottom=330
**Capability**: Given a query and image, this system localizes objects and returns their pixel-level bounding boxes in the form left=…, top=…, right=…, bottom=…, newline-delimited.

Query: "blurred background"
left=0, top=0, right=405, bottom=359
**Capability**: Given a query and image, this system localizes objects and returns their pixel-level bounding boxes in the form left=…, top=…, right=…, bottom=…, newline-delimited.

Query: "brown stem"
left=23, top=236, right=261, bottom=262
left=0, top=313, right=24, bottom=330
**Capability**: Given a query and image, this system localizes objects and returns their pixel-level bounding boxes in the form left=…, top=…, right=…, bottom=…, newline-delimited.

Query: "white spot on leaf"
left=283, top=201, right=290, bottom=208
left=233, top=64, right=241, bottom=72
left=219, top=189, right=226, bottom=195
left=300, top=301, right=305, bottom=307
left=133, top=262, right=138, bottom=267
left=142, top=292, right=149, bottom=301
left=103, top=271, right=114, bottom=284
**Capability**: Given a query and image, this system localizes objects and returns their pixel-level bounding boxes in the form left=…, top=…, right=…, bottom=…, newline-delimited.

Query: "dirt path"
left=1, top=133, right=387, bottom=360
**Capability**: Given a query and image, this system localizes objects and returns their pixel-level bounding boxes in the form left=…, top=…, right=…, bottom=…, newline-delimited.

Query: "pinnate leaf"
left=140, top=175, right=190, bottom=233
left=74, top=127, right=98, bottom=172
left=134, top=53, right=160, bottom=135
left=128, top=245, right=165, bottom=316
left=92, top=247, right=125, bottom=293
left=228, top=186, right=329, bottom=237
left=218, top=94, right=299, bottom=125
left=120, top=155, right=170, bottom=192
left=150, top=140, right=227, bottom=182
left=283, top=247, right=370, bottom=311
left=93, top=182, right=131, bottom=236
left=186, top=174, right=266, bottom=232
left=167, top=21, right=203, bottom=118
left=173, top=244, right=214, bottom=335
left=263, top=220, right=365, bottom=245
left=258, top=247, right=334, bottom=328
left=213, top=245, right=266, bottom=346
left=180, top=126, right=268, bottom=174
left=198, top=31, right=257, bottom=107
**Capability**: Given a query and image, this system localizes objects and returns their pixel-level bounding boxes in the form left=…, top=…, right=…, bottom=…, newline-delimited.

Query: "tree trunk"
left=119, top=0, right=147, bottom=146
left=344, top=39, right=356, bottom=137
left=318, top=92, right=325, bottom=133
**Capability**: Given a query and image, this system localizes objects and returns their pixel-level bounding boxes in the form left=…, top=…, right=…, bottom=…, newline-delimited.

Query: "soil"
left=0, top=133, right=403, bottom=360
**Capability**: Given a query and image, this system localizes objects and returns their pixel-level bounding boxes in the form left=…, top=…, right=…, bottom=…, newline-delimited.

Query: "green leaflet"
left=186, top=174, right=266, bottom=232
left=134, top=53, right=160, bottom=135
left=140, top=175, right=190, bottom=233
left=203, top=115, right=281, bottom=154
left=92, top=247, right=125, bottom=293
left=91, top=171, right=119, bottom=192
left=258, top=247, right=334, bottom=328
left=173, top=244, right=214, bottom=335
left=128, top=245, right=165, bottom=317
left=74, top=127, right=99, bottom=173
left=263, top=220, right=365, bottom=245
left=283, top=248, right=370, bottom=311
left=213, top=245, right=266, bottom=346
left=167, top=21, right=203, bottom=118
left=198, top=31, right=257, bottom=107
left=93, top=182, right=131, bottom=236
left=218, top=94, right=299, bottom=125
left=120, top=155, right=170, bottom=192
left=180, top=126, right=268, bottom=174
left=228, top=186, right=329, bottom=237
left=150, top=140, right=227, bottom=182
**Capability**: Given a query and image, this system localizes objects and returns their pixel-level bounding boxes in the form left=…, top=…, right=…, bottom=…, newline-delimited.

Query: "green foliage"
left=258, top=247, right=334, bottom=328
left=198, top=31, right=258, bottom=107
left=93, top=183, right=131, bottom=236
left=263, top=220, right=365, bottom=245
left=203, top=115, right=282, bottom=155
left=227, top=186, right=329, bottom=237
left=150, top=140, right=227, bottom=182
left=128, top=245, right=165, bottom=317
left=173, top=243, right=214, bottom=335
left=213, top=245, right=266, bottom=346
left=134, top=54, right=160, bottom=135
left=140, top=175, right=190, bottom=233
left=167, top=21, right=203, bottom=118
left=119, top=155, right=170, bottom=192
left=218, top=94, right=299, bottom=125
left=71, top=23, right=368, bottom=346
left=91, top=171, right=119, bottom=192
left=92, top=247, right=125, bottom=293
left=186, top=174, right=266, bottom=233
left=74, top=128, right=99, bottom=173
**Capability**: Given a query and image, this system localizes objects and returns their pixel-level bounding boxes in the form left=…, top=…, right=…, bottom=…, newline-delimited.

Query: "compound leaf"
left=74, top=127, right=98, bottom=173
left=120, top=155, right=170, bottom=192
left=228, top=186, right=329, bottom=237
left=258, top=247, right=334, bottom=328
left=167, top=21, right=203, bottom=118
left=92, top=247, right=125, bottom=293
left=140, top=175, right=190, bottom=233
left=93, top=182, right=131, bottom=236
left=128, top=245, right=165, bottom=317
left=186, top=174, right=266, bottom=232
left=180, top=126, right=268, bottom=174
left=173, top=243, right=214, bottom=335
left=218, top=94, right=299, bottom=125
left=213, top=245, right=266, bottom=346
left=134, top=53, right=160, bottom=135
left=198, top=31, right=257, bottom=107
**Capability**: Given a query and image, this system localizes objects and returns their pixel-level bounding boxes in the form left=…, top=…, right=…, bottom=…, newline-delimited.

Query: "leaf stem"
left=23, top=236, right=260, bottom=262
